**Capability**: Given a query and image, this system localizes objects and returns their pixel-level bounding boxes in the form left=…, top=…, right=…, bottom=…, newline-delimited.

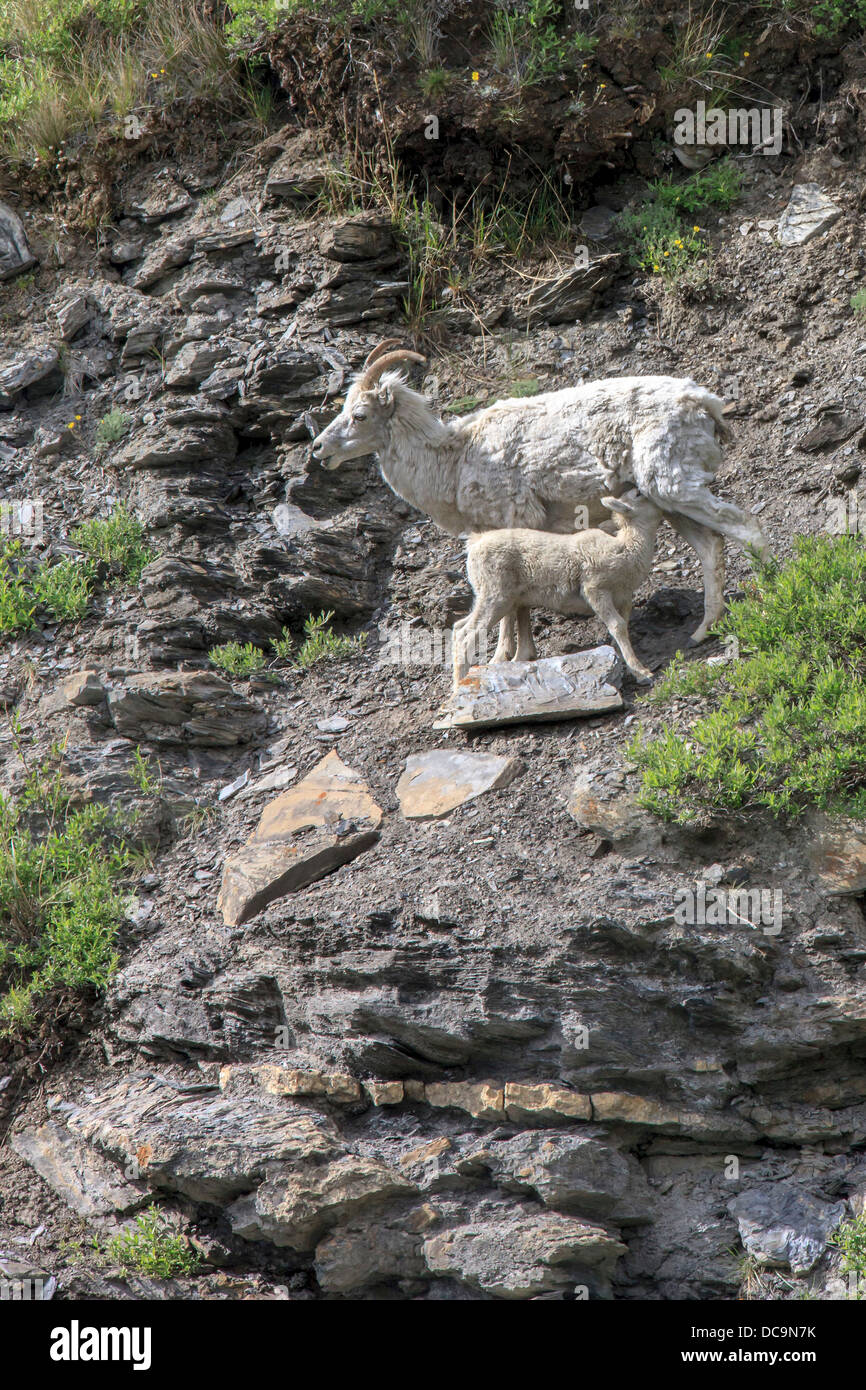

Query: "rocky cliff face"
left=2, top=8, right=866, bottom=1301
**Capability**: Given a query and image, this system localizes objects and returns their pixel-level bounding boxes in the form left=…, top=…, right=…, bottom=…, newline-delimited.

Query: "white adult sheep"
left=453, top=490, right=664, bottom=687
left=310, top=342, right=767, bottom=658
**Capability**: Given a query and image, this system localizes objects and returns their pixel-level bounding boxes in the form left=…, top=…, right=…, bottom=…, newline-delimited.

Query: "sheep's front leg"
left=514, top=607, right=537, bottom=662
left=584, top=585, right=654, bottom=684
left=666, top=515, right=725, bottom=645
left=491, top=615, right=516, bottom=664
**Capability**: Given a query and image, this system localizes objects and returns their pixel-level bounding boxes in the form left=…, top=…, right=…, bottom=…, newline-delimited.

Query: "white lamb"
left=453, top=490, right=664, bottom=687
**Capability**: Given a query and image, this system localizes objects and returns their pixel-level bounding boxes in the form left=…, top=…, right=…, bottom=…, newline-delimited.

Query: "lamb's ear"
left=601, top=495, right=633, bottom=515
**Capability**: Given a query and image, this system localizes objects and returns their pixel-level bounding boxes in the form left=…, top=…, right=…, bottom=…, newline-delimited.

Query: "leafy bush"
left=209, top=641, right=266, bottom=676
left=32, top=557, right=95, bottom=622
left=292, top=610, right=367, bottom=668
left=617, top=161, right=741, bottom=283
left=95, top=408, right=131, bottom=446
left=0, top=541, right=36, bottom=634
left=829, top=1214, right=866, bottom=1285
left=630, top=535, right=866, bottom=822
left=71, top=507, right=155, bottom=584
left=106, top=1205, right=199, bottom=1278
left=0, top=762, right=132, bottom=1036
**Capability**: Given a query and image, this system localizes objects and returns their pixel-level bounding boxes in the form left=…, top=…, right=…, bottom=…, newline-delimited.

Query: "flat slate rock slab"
left=434, top=647, right=623, bottom=730
left=218, top=751, right=382, bottom=927
left=396, top=751, right=521, bottom=819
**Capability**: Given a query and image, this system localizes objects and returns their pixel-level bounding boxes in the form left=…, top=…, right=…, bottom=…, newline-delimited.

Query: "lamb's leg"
left=514, top=607, right=537, bottom=662
left=491, top=615, right=515, bottom=664
left=454, top=597, right=510, bottom=687
left=667, top=515, right=726, bottom=645
left=584, top=584, right=654, bottom=684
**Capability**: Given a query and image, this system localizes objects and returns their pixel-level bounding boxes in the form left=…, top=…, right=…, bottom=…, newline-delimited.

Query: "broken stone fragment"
left=227, top=1156, right=414, bottom=1251
left=55, top=293, right=92, bottom=339
left=434, top=646, right=623, bottom=730
left=727, top=1184, right=845, bottom=1275
left=568, top=771, right=658, bottom=850
left=11, top=1123, right=147, bottom=1218
left=425, top=1081, right=504, bottom=1120
left=264, top=130, right=330, bottom=201
left=38, top=670, right=105, bottom=717
left=107, top=670, right=266, bottom=747
left=217, top=751, right=382, bottom=927
left=396, top=750, right=521, bottom=819
left=777, top=183, right=842, bottom=246
left=504, top=1082, right=592, bottom=1125
left=0, top=346, right=61, bottom=408
left=0, top=200, right=37, bottom=281
left=221, top=1062, right=361, bottom=1104
left=422, top=1206, right=626, bottom=1299
left=524, top=253, right=620, bottom=325
left=320, top=213, right=395, bottom=262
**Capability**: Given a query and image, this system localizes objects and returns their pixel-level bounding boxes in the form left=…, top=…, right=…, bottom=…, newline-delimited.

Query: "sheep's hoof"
left=633, top=668, right=655, bottom=684
left=689, top=626, right=711, bottom=645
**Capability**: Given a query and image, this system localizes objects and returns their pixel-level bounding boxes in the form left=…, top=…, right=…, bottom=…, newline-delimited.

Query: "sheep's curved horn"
left=362, top=350, right=426, bottom=388
left=362, top=338, right=406, bottom=370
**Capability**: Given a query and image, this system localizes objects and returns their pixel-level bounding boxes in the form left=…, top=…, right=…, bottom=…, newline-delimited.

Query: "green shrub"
left=851, top=288, right=866, bottom=313
left=0, top=766, right=132, bottom=1036
left=32, top=556, right=95, bottom=622
left=106, top=1205, right=200, bottom=1278
left=0, top=541, right=36, bottom=634
left=829, top=1214, right=866, bottom=1286
left=618, top=161, right=741, bottom=283
left=71, top=507, right=155, bottom=584
left=209, top=641, right=266, bottom=676
left=293, top=611, right=367, bottom=668
left=95, top=408, right=131, bottom=446
left=630, top=535, right=866, bottom=822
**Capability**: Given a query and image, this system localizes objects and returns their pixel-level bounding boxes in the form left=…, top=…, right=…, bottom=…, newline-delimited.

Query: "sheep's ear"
left=601, top=495, right=633, bottom=515
left=376, top=382, right=395, bottom=412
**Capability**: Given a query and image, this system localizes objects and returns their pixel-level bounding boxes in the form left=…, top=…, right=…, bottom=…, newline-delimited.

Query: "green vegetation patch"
left=72, top=506, right=156, bottom=584
left=629, top=535, right=866, bottom=822
left=106, top=1204, right=200, bottom=1278
left=617, top=159, right=742, bottom=282
left=0, top=750, right=134, bottom=1036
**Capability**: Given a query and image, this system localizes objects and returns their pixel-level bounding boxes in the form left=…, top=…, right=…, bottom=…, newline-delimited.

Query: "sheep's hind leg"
left=514, top=608, right=537, bottom=662
left=584, top=585, right=654, bottom=683
left=666, top=515, right=725, bottom=645
left=491, top=615, right=516, bottom=664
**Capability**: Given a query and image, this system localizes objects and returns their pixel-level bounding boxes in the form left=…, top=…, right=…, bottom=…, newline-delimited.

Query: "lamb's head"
left=310, top=341, right=426, bottom=469
left=601, top=489, right=663, bottom=531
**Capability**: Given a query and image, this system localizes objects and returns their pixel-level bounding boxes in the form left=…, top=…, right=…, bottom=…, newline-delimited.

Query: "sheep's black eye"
left=353, top=410, right=367, bottom=421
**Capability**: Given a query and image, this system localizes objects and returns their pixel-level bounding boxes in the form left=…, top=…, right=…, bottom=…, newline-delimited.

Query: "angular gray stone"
left=728, top=1183, right=846, bottom=1274
left=107, top=670, right=267, bottom=747
left=434, top=646, right=623, bottom=729
left=778, top=184, right=842, bottom=247
left=0, top=200, right=37, bottom=281
left=11, top=1123, right=147, bottom=1217
left=423, top=1204, right=626, bottom=1298
left=396, top=750, right=521, bottom=819
left=525, top=253, right=620, bottom=325
left=0, top=346, right=61, bottom=408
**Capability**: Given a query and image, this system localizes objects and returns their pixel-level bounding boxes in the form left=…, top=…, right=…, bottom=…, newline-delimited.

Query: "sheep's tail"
left=687, top=385, right=731, bottom=443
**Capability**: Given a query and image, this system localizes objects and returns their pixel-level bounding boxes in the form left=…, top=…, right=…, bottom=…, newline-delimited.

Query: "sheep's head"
left=310, top=341, right=426, bottom=469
